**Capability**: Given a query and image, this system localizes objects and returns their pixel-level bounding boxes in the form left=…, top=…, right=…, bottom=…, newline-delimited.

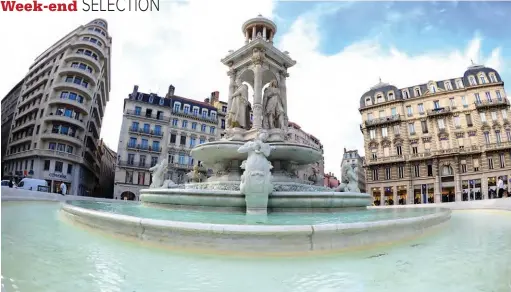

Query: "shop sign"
left=49, top=173, right=67, bottom=180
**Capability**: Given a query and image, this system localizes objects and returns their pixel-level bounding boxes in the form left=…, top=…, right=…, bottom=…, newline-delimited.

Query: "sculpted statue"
left=186, top=165, right=205, bottom=183
left=227, top=79, right=250, bottom=129
left=238, top=132, right=274, bottom=214
left=308, top=167, right=324, bottom=186
left=263, top=79, right=286, bottom=130
left=149, top=159, right=168, bottom=188
left=335, top=163, right=360, bottom=192
left=163, top=179, right=178, bottom=188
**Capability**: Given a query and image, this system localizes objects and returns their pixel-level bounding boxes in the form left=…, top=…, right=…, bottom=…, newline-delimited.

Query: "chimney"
left=204, top=98, right=210, bottom=104
left=167, top=85, right=175, bottom=97
left=131, top=85, right=139, bottom=98
left=210, top=91, right=220, bottom=103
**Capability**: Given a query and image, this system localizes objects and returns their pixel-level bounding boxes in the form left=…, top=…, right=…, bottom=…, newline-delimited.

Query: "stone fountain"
left=139, top=15, right=372, bottom=214
left=59, top=15, right=450, bottom=255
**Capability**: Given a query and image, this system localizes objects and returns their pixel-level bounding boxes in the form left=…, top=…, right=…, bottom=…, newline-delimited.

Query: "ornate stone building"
left=360, top=64, right=509, bottom=206
left=1, top=80, right=24, bottom=178
left=2, top=19, right=111, bottom=195
left=287, top=121, right=324, bottom=184
left=94, top=138, right=116, bottom=198
left=113, top=85, right=220, bottom=200
left=341, top=148, right=366, bottom=193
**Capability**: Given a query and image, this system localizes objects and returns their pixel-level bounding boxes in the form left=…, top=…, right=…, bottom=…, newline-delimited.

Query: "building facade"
left=94, top=138, right=116, bottom=198
left=1, top=80, right=24, bottom=178
left=360, top=64, right=509, bottom=206
left=287, top=121, right=324, bottom=184
left=341, top=148, right=366, bottom=193
left=324, top=172, right=340, bottom=188
left=2, top=19, right=111, bottom=196
left=114, top=85, right=221, bottom=200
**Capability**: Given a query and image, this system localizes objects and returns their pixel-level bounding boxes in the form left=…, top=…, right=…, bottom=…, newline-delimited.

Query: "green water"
left=2, top=202, right=511, bottom=291
left=66, top=200, right=445, bottom=225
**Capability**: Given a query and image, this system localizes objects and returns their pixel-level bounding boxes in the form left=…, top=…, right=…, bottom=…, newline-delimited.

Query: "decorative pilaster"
left=252, top=48, right=264, bottom=130
left=226, top=69, right=236, bottom=114
left=252, top=26, right=256, bottom=39
left=433, top=158, right=441, bottom=203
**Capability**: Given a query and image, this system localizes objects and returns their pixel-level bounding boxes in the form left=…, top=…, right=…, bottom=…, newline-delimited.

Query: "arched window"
left=478, top=74, right=487, bottom=84
left=159, top=98, right=164, bottom=106
left=489, top=73, right=498, bottom=83
left=444, top=81, right=452, bottom=90
left=469, top=76, right=477, bottom=86
left=388, top=92, right=394, bottom=101
left=414, top=88, right=421, bottom=97
left=429, top=85, right=436, bottom=93
left=442, top=165, right=453, bottom=176
left=402, top=90, right=409, bottom=99
left=376, top=94, right=384, bottom=103
left=365, top=97, right=372, bottom=106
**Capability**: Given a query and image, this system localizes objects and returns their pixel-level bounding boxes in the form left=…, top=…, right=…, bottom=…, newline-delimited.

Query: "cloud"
left=278, top=8, right=504, bottom=176
left=0, top=1, right=505, bottom=179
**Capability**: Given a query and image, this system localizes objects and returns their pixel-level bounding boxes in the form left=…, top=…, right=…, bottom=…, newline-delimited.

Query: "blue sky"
left=1, top=0, right=510, bottom=175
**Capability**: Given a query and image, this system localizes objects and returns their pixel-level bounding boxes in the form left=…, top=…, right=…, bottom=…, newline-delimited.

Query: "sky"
left=1, top=1, right=510, bottom=177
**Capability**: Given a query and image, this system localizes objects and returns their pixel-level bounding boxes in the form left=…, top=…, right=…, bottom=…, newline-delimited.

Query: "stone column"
left=252, top=26, right=256, bottom=39
left=245, top=30, right=250, bottom=44
left=454, top=157, right=462, bottom=202
left=263, top=26, right=267, bottom=39
left=280, top=72, right=288, bottom=116
left=392, top=186, right=397, bottom=206
left=434, top=158, right=441, bottom=203
left=252, top=62, right=263, bottom=130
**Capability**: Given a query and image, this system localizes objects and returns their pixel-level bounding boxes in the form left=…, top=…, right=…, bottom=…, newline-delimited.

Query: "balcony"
left=126, top=143, right=162, bottom=153
left=48, top=96, right=89, bottom=114
left=364, top=115, right=401, bottom=127
left=125, top=110, right=171, bottom=123
left=72, top=39, right=106, bottom=58
left=58, top=67, right=97, bottom=86
left=45, top=113, right=86, bottom=130
left=65, top=53, right=101, bottom=72
left=474, top=98, right=510, bottom=110
left=117, top=160, right=149, bottom=169
left=484, top=141, right=511, bottom=151
left=427, top=107, right=452, bottom=117
left=172, top=109, right=218, bottom=124
left=408, top=151, right=433, bottom=161
left=54, top=81, right=94, bottom=100
left=128, top=127, right=164, bottom=137
left=41, top=130, right=82, bottom=146
left=368, top=155, right=405, bottom=164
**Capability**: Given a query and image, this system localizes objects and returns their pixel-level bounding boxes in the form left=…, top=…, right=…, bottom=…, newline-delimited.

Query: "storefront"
left=461, top=179, right=482, bottom=201
left=413, top=184, right=434, bottom=204
left=44, top=172, right=72, bottom=195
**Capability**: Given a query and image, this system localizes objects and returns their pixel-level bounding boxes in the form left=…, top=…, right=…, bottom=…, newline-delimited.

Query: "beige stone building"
left=287, top=121, right=324, bottom=184
left=341, top=148, right=366, bottom=193
left=94, top=138, right=116, bottom=198
left=1, top=80, right=24, bottom=178
left=360, top=64, right=509, bottom=206
left=2, top=19, right=111, bottom=195
left=113, top=85, right=221, bottom=200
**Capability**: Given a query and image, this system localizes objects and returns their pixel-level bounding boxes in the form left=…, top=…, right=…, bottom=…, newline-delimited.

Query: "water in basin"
left=3, top=201, right=511, bottom=292
left=66, top=200, right=443, bottom=225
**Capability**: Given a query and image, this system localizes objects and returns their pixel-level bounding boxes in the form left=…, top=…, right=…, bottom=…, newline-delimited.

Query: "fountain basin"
left=60, top=201, right=451, bottom=254
left=139, top=188, right=373, bottom=211
left=191, top=140, right=323, bottom=166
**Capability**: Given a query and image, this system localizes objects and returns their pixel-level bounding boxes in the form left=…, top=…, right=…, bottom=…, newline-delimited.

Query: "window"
left=65, top=75, right=89, bottom=88
left=202, top=110, right=208, bottom=118
left=466, top=114, right=473, bottom=127
left=190, top=137, right=196, bottom=147
left=398, top=166, right=404, bottom=178
left=365, top=97, right=372, bottom=106
left=57, top=143, right=66, bottom=152
left=445, top=81, right=453, bottom=90
left=485, top=92, right=492, bottom=102
left=475, top=93, right=481, bottom=103
left=388, top=92, right=395, bottom=100
left=134, top=106, right=141, bottom=115
left=413, top=165, right=420, bottom=177
left=191, top=122, right=197, bottom=130
left=461, top=161, right=467, bottom=173
left=369, top=129, right=376, bottom=139
left=427, top=164, right=433, bottom=176
left=125, top=171, right=133, bottom=183
left=172, top=118, right=178, bottom=126
left=184, top=105, right=190, bottom=114
left=376, top=94, right=383, bottom=103
left=456, top=79, right=464, bottom=89
left=210, top=127, right=215, bottom=134
left=154, top=125, right=161, bottom=135
left=469, top=76, right=477, bottom=86
left=496, top=131, right=502, bottom=144
left=391, top=107, right=397, bottom=116
left=131, top=121, right=139, bottom=131
left=412, top=146, right=418, bottom=154
left=479, top=74, right=487, bottom=84
left=491, top=111, right=497, bottom=121
left=70, top=62, right=94, bottom=73
left=418, top=103, right=424, bottom=114
left=367, top=113, right=373, bottom=121
left=507, top=130, right=511, bottom=142
left=182, top=120, right=188, bottom=128
left=141, top=139, right=148, bottom=148
left=152, top=141, right=160, bottom=151
left=385, top=168, right=391, bottom=180
left=371, top=149, right=377, bottom=159
left=406, top=106, right=413, bottom=116
left=429, top=84, right=436, bottom=93
left=480, top=112, right=487, bottom=122
left=437, top=119, right=445, bottom=130
left=496, top=90, right=502, bottom=100
left=484, top=132, right=490, bottom=144
left=173, top=103, right=180, bottom=112
left=402, top=90, right=409, bottom=99
left=372, top=169, right=379, bottom=181
left=454, top=116, right=461, bottom=128
left=55, top=161, right=63, bottom=172
left=461, top=96, right=468, bottom=107
left=159, top=98, right=164, bottom=106
left=170, top=134, right=176, bottom=144
left=396, top=145, right=402, bottom=156
left=148, top=95, right=154, bottom=103
left=393, top=125, right=400, bottom=135
left=139, top=155, right=146, bottom=166
left=44, top=160, right=50, bottom=170
left=488, top=157, right=494, bottom=170
left=441, top=139, right=449, bottom=149
left=180, top=136, right=186, bottom=145
left=178, top=154, right=185, bottom=164
left=383, top=147, right=390, bottom=157
left=128, top=137, right=137, bottom=147
left=449, top=97, right=456, bottom=108
left=49, top=142, right=56, bottom=150
left=381, top=127, right=388, bottom=137
left=489, top=73, right=498, bottom=83
left=378, top=110, right=384, bottom=118
left=421, top=120, right=428, bottom=133
left=199, top=138, right=205, bottom=144
left=433, top=100, right=440, bottom=109
left=127, top=154, right=135, bottom=164
left=408, top=123, right=415, bottom=134
left=138, top=172, right=145, bottom=185
left=211, top=112, right=217, bottom=120
left=201, top=124, right=206, bottom=132
left=193, top=108, right=199, bottom=116
left=151, top=157, right=158, bottom=167
left=500, top=153, right=505, bottom=168
left=414, top=88, right=421, bottom=97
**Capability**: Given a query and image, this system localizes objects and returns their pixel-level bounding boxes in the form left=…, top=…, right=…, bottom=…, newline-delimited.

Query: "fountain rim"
left=61, top=202, right=452, bottom=235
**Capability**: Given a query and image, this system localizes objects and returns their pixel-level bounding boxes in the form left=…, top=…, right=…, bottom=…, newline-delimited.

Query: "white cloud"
left=0, top=1, right=505, bottom=179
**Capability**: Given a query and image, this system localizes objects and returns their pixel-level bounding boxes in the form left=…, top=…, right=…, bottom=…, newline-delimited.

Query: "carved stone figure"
left=263, top=79, right=286, bottom=130
left=238, top=134, right=274, bottom=214
left=227, top=79, right=250, bottom=129
left=308, top=167, right=324, bottom=186
left=186, top=165, right=205, bottom=183
left=335, top=163, right=360, bottom=192
left=163, top=179, right=178, bottom=188
left=251, top=47, right=265, bottom=65
left=149, top=159, right=168, bottom=188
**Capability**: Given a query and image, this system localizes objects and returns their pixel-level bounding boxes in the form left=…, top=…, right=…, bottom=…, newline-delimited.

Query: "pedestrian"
left=497, top=176, right=504, bottom=199
left=59, top=182, right=67, bottom=196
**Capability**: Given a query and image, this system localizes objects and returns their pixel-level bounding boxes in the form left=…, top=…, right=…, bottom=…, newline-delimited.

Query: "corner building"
left=360, top=64, right=510, bottom=205
left=2, top=19, right=111, bottom=195
left=114, top=85, right=221, bottom=200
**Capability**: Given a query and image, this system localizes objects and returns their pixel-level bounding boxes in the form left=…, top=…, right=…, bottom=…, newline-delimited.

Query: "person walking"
left=497, top=177, right=504, bottom=199
left=59, top=182, right=67, bottom=196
